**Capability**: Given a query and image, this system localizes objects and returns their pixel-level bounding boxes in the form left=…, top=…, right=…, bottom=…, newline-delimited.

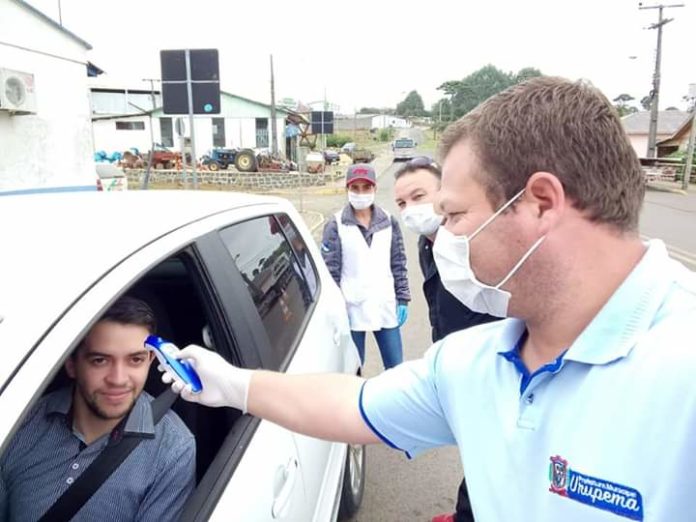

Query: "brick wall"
left=125, top=169, right=345, bottom=191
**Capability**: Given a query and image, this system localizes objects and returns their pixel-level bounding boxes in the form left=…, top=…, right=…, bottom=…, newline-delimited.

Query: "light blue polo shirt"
left=360, top=240, right=696, bottom=521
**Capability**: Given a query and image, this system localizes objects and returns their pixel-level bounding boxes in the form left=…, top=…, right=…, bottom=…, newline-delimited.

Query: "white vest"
left=336, top=210, right=398, bottom=331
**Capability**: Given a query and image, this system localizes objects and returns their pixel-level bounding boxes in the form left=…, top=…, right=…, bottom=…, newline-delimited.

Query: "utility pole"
left=142, top=78, right=159, bottom=189
left=270, top=54, right=278, bottom=157
left=682, top=84, right=696, bottom=191
left=639, top=2, right=683, bottom=158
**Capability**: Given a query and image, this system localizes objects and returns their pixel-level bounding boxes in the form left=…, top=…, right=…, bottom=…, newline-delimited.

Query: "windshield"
left=394, top=139, right=415, bottom=149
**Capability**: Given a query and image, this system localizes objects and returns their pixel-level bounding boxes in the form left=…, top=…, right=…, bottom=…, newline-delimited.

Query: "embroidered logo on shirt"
left=548, top=456, right=644, bottom=520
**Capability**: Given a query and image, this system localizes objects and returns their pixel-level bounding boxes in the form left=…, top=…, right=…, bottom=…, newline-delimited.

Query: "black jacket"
left=419, top=236, right=499, bottom=342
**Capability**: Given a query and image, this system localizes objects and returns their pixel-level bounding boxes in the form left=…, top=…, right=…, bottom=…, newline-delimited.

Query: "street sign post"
left=161, top=49, right=221, bottom=188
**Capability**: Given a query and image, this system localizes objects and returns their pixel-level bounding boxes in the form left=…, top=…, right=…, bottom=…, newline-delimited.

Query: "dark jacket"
left=419, top=235, right=498, bottom=342
left=321, top=205, right=410, bottom=304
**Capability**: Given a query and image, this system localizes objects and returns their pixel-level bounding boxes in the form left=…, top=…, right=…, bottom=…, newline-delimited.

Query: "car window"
left=218, top=214, right=315, bottom=370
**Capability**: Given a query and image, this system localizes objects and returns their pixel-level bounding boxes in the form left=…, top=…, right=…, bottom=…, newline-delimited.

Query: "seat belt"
left=38, top=389, right=179, bottom=522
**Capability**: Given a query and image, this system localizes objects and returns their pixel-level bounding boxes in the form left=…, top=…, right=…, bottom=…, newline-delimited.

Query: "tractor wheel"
left=235, top=150, right=258, bottom=172
left=208, top=161, right=220, bottom=172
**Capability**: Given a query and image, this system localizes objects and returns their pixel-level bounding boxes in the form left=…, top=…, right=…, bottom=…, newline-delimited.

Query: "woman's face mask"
left=400, top=203, right=442, bottom=236
left=432, top=190, right=545, bottom=317
left=348, top=192, right=375, bottom=210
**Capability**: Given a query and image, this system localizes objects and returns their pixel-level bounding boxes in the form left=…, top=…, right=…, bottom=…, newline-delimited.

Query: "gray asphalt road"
left=640, top=188, right=696, bottom=270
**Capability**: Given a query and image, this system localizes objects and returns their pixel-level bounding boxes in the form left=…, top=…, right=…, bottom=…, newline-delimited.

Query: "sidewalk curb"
left=646, top=183, right=688, bottom=195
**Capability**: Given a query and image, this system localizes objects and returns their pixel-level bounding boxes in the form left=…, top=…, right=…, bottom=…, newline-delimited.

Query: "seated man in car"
left=0, top=296, right=195, bottom=521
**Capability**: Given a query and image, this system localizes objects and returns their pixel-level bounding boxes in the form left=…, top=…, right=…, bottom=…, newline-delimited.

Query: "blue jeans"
left=351, top=327, right=403, bottom=369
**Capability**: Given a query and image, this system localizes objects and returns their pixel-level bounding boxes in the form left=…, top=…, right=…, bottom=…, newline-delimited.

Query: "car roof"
left=0, top=190, right=287, bottom=387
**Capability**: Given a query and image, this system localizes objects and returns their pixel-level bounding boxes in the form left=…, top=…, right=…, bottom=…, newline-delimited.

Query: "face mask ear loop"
left=495, top=235, right=546, bottom=289
left=469, top=189, right=526, bottom=241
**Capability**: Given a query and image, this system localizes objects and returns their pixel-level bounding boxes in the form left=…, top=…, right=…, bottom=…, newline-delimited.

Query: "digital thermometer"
left=146, top=335, right=203, bottom=393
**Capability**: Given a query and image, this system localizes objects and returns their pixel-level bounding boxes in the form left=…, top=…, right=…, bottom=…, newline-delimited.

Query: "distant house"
left=655, top=113, right=694, bottom=157
left=621, top=111, right=690, bottom=158
left=91, top=89, right=303, bottom=159
left=334, top=114, right=412, bottom=132
left=0, top=0, right=95, bottom=193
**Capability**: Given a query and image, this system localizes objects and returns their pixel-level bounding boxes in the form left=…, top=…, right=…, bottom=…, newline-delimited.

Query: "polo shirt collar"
left=563, top=239, right=673, bottom=365
left=45, top=386, right=156, bottom=437
left=494, top=240, right=674, bottom=367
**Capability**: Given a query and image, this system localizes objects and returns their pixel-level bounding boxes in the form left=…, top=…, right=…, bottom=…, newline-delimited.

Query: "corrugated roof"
left=12, top=0, right=92, bottom=49
left=621, top=111, right=689, bottom=135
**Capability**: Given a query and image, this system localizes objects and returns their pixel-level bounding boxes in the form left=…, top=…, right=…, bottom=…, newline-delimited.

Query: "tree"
left=514, top=67, right=543, bottom=84
left=396, top=90, right=425, bottom=117
left=437, top=65, right=543, bottom=120
left=613, top=93, right=639, bottom=117
left=640, top=95, right=653, bottom=111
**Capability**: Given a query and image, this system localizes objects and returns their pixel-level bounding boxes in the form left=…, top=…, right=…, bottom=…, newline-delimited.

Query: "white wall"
left=627, top=133, right=672, bottom=159
left=371, top=115, right=411, bottom=129
left=92, top=118, right=154, bottom=154
left=0, top=0, right=94, bottom=192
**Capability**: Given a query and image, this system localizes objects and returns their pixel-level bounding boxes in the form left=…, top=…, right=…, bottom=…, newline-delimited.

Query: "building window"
left=212, top=118, right=226, bottom=148
left=159, top=118, right=174, bottom=148
left=115, top=121, right=145, bottom=130
left=255, top=118, right=269, bottom=148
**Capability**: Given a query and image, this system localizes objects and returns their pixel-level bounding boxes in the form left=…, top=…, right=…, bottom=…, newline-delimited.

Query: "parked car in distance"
left=95, top=162, right=128, bottom=191
left=392, top=137, right=417, bottom=161
left=0, top=191, right=365, bottom=522
left=323, top=149, right=341, bottom=164
left=341, top=142, right=356, bottom=154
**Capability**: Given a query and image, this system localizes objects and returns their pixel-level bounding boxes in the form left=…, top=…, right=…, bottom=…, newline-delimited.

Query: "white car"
left=0, top=191, right=364, bottom=521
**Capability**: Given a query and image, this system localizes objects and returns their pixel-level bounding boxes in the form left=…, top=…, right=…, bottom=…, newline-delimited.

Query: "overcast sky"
left=30, top=0, right=696, bottom=113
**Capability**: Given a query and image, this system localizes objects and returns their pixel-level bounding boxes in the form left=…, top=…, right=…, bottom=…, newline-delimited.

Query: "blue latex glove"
left=396, top=304, right=408, bottom=327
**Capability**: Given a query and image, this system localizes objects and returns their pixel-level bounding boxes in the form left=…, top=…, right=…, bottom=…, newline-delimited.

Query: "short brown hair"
left=439, top=77, right=644, bottom=231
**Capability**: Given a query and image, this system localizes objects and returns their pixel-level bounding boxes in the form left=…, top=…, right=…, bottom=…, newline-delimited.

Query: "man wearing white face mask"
left=319, top=163, right=411, bottom=369
left=395, top=157, right=499, bottom=342
left=395, top=157, right=499, bottom=522
left=163, top=77, right=696, bottom=522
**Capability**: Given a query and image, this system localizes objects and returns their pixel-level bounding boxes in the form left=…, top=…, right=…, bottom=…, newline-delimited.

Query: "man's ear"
left=524, top=172, right=566, bottom=232
left=65, top=354, right=76, bottom=379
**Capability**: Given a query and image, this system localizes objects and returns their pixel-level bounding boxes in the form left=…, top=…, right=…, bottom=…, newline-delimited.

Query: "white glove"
left=160, top=344, right=253, bottom=412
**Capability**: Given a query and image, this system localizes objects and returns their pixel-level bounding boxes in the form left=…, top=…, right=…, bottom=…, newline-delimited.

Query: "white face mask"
left=348, top=192, right=374, bottom=210
left=400, top=203, right=442, bottom=236
left=432, top=190, right=545, bottom=317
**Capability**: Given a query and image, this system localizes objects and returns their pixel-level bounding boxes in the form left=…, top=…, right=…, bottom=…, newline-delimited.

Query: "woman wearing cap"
left=321, top=163, right=410, bottom=370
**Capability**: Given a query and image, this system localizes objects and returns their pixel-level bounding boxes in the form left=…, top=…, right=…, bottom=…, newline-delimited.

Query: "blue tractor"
left=202, top=148, right=258, bottom=172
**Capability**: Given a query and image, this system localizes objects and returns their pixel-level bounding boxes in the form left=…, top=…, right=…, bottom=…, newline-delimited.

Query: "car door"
left=191, top=211, right=313, bottom=521
left=209, top=209, right=357, bottom=521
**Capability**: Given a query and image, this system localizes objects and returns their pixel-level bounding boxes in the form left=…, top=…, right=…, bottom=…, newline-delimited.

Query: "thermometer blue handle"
left=146, top=335, right=203, bottom=393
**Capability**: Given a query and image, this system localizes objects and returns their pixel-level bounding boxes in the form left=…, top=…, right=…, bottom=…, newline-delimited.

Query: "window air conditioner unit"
left=0, top=68, right=37, bottom=115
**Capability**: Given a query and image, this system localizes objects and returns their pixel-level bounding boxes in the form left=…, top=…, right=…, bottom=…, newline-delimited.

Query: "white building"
left=370, top=114, right=411, bottom=129
left=334, top=113, right=411, bottom=132
left=0, top=0, right=95, bottom=193
left=91, top=90, right=299, bottom=160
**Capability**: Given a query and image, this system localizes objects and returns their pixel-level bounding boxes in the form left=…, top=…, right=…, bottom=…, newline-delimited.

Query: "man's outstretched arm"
left=168, top=345, right=380, bottom=445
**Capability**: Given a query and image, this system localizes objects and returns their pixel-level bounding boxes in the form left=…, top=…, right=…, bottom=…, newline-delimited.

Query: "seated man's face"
left=65, top=320, right=153, bottom=421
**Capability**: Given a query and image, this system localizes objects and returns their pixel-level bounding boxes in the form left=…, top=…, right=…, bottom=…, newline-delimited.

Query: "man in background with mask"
left=161, top=77, right=696, bottom=521
left=394, top=157, right=499, bottom=522
left=320, top=163, right=410, bottom=369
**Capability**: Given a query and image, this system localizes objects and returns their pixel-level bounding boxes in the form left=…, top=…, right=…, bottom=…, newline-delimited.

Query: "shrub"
left=326, top=134, right=353, bottom=148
